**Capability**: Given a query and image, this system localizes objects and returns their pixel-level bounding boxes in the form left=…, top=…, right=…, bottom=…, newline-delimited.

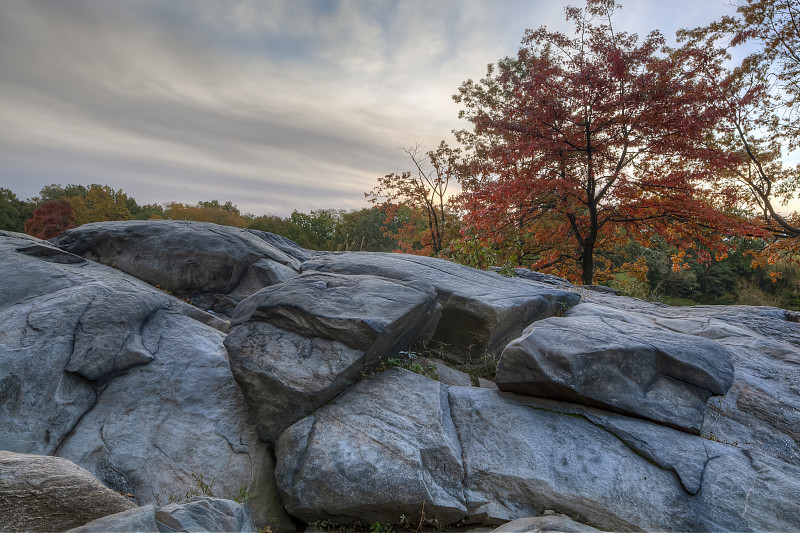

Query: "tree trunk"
left=581, top=243, right=594, bottom=285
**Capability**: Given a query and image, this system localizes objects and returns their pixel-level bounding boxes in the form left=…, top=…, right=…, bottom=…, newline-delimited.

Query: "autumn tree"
left=679, top=0, right=800, bottom=273
left=24, top=199, right=76, bottom=239
left=163, top=201, right=248, bottom=227
left=453, top=0, right=744, bottom=284
left=367, top=141, right=462, bottom=255
left=70, top=184, right=133, bottom=225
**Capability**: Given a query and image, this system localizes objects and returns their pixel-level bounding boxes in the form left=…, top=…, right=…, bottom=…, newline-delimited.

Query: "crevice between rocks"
left=52, top=381, right=103, bottom=457
left=524, top=404, right=704, bottom=495
left=443, top=386, right=471, bottom=523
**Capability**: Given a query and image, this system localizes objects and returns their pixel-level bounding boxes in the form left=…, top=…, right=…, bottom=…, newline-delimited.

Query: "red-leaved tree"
left=24, top=199, right=76, bottom=240
left=454, top=0, right=749, bottom=284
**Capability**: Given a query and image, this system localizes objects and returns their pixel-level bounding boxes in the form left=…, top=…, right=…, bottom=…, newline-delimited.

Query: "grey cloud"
left=0, top=0, right=738, bottom=216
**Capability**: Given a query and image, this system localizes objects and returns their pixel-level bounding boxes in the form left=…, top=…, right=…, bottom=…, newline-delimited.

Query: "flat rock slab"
left=226, top=272, right=441, bottom=442
left=0, top=450, right=137, bottom=532
left=491, top=515, right=601, bottom=533
left=53, top=220, right=308, bottom=314
left=67, top=497, right=257, bottom=533
left=450, top=387, right=800, bottom=532
left=302, top=252, right=580, bottom=361
left=275, top=368, right=800, bottom=532
left=416, top=357, right=473, bottom=387
left=274, top=368, right=466, bottom=526
left=544, top=301, right=800, bottom=468
left=0, top=232, right=290, bottom=529
left=496, top=304, right=736, bottom=434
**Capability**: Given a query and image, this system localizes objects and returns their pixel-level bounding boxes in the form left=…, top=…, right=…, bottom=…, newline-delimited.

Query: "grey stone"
left=249, top=229, right=316, bottom=263
left=274, top=368, right=466, bottom=526
left=496, top=304, right=736, bottom=433
left=512, top=269, right=572, bottom=286
left=53, top=220, right=307, bottom=314
left=491, top=515, right=601, bottom=533
left=225, top=272, right=441, bottom=442
left=155, top=497, right=257, bottom=533
left=0, top=450, right=137, bottom=532
left=416, top=357, right=472, bottom=387
left=478, top=378, right=499, bottom=390
left=562, top=301, right=800, bottom=467
left=67, top=506, right=160, bottom=533
left=449, top=387, right=800, bottom=532
left=230, top=272, right=440, bottom=357
left=276, top=367, right=800, bottom=532
left=302, top=252, right=580, bottom=360
left=68, top=498, right=257, bottom=533
left=0, top=232, right=291, bottom=529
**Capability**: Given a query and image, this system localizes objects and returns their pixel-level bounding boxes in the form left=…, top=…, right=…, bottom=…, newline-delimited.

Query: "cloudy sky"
left=0, top=0, right=739, bottom=216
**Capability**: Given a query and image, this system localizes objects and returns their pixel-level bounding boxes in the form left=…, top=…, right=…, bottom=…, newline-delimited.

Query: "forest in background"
left=3, top=0, right=800, bottom=310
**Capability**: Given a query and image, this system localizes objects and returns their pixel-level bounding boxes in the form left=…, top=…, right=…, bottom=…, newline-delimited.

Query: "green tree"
left=334, top=207, right=400, bottom=252
left=0, top=188, right=32, bottom=232
left=35, top=184, right=88, bottom=206
left=248, top=215, right=308, bottom=243
left=289, top=210, right=341, bottom=249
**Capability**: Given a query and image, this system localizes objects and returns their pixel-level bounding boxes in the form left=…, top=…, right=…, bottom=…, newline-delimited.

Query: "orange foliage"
left=453, top=0, right=753, bottom=284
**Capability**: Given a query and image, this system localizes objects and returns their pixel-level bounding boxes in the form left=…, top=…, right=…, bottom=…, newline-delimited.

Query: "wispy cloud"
left=0, top=0, right=736, bottom=215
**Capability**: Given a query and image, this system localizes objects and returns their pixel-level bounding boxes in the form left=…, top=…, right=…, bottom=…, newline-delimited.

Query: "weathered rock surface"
left=6, top=224, right=800, bottom=533
left=276, top=368, right=800, bottom=532
left=302, top=252, right=580, bottom=360
left=0, top=450, right=136, bottom=532
left=225, top=272, right=441, bottom=442
left=67, top=497, right=257, bottom=533
left=416, top=357, right=472, bottom=387
left=67, top=506, right=160, bottom=533
left=496, top=305, right=736, bottom=433
left=53, top=220, right=309, bottom=314
left=491, top=515, right=601, bottom=533
left=561, top=300, right=800, bottom=467
left=0, top=232, right=291, bottom=529
left=451, top=387, right=800, bottom=531
left=275, top=368, right=466, bottom=526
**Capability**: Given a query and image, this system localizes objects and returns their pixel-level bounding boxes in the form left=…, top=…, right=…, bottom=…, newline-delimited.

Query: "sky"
left=0, top=0, right=741, bottom=217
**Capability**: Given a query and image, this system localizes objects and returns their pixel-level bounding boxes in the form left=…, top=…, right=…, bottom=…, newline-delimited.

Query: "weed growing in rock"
left=461, top=352, right=499, bottom=383
left=234, top=485, right=251, bottom=504
left=369, top=521, right=394, bottom=533
left=386, top=351, right=438, bottom=380
left=150, top=471, right=216, bottom=506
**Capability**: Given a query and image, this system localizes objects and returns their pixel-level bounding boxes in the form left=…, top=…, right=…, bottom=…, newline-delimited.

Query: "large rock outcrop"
left=302, top=252, right=580, bottom=360
left=562, top=300, right=800, bottom=467
left=0, top=450, right=137, bottom=532
left=275, top=368, right=800, bottom=532
left=496, top=306, right=736, bottom=433
left=0, top=231, right=290, bottom=529
left=68, top=497, right=257, bottom=533
left=225, top=272, right=441, bottom=441
left=5, top=221, right=800, bottom=533
left=275, top=368, right=465, bottom=525
left=53, top=220, right=309, bottom=314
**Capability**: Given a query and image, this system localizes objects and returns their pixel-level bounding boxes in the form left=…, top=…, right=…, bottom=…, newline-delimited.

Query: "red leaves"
left=24, top=200, right=76, bottom=240
left=454, top=0, right=743, bottom=284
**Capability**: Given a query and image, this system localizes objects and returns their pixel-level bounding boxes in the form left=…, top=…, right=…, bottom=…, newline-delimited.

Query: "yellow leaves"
left=163, top=203, right=248, bottom=228
left=671, top=250, right=692, bottom=271
left=69, top=185, right=132, bottom=225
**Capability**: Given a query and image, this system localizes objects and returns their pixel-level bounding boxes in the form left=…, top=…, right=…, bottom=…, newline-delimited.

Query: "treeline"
left=0, top=183, right=414, bottom=252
